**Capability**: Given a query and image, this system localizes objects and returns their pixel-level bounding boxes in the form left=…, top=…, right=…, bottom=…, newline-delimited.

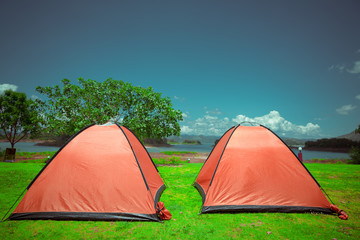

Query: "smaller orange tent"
left=194, top=124, right=345, bottom=217
left=9, top=124, right=166, bottom=221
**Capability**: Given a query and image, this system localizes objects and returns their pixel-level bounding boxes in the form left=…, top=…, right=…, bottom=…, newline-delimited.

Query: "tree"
left=36, top=78, right=183, bottom=140
left=350, top=125, right=360, bottom=164
left=351, top=125, right=360, bottom=164
left=349, top=146, right=360, bottom=164
left=0, top=90, right=42, bottom=148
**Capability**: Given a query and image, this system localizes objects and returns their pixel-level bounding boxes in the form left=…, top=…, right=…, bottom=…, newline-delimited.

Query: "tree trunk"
left=4, top=148, right=16, bottom=162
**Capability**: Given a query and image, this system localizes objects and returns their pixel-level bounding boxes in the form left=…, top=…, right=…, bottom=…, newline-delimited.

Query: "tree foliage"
left=352, top=125, right=360, bottom=164
left=349, top=146, right=360, bottom=164
left=36, top=78, right=183, bottom=140
left=0, top=90, right=42, bottom=148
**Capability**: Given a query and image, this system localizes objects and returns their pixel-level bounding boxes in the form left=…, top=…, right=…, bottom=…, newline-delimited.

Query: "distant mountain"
left=337, top=131, right=360, bottom=142
left=282, top=138, right=307, bottom=146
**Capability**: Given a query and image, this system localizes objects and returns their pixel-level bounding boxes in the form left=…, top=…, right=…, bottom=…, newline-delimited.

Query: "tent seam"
left=203, top=125, right=239, bottom=205
left=117, top=124, right=160, bottom=218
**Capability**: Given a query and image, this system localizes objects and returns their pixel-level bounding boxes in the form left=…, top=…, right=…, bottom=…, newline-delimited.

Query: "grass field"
left=0, top=161, right=359, bottom=239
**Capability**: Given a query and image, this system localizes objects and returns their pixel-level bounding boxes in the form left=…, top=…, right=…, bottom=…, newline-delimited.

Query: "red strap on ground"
left=330, top=204, right=348, bottom=220
left=156, top=202, right=172, bottom=220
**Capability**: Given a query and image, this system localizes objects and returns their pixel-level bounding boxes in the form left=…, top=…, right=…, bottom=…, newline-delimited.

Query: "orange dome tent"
left=194, top=124, right=346, bottom=218
left=9, top=124, right=167, bottom=221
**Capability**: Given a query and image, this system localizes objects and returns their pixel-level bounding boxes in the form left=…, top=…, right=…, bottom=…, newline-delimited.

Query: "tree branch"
left=14, top=132, right=28, bottom=144
left=2, top=127, right=11, bottom=143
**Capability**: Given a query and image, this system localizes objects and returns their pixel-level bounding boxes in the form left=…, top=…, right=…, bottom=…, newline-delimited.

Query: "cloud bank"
left=181, top=110, right=320, bottom=138
left=0, top=83, right=18, bottom=94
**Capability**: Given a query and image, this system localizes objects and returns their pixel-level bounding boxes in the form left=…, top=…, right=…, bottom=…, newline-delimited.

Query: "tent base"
left=9, top=212, right=160, bottom=222
left=201, top=205, right=334, bottom=215
left=193, top=182, right=206, bottom=204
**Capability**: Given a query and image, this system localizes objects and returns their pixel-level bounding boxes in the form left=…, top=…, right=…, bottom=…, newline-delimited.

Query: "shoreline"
left=290, top=146, right=350, bottom=153
left=302, top=147, right=350, bottom=153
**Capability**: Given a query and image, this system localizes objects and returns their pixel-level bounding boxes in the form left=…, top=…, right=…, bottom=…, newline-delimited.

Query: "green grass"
left=154, top=151, right=198, bottom=164
left=0, top=162, right=359, bottom=239
left=308, top=158, right=352, bottom=164
left=153, top=156, right=189, bottom=165
left=18, top=158, right=48, bottom=163
left=11, top=151, right=56, bottom=163
left=15, top=151, right=56, bottom=158
left=161, top=151, right=197, bottom=155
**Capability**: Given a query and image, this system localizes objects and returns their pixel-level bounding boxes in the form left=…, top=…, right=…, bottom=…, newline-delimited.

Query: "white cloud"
left=185, top=114, right=231, bottom=136
left=330, top=60, right=360, bottom=74
left=0, top=83, right=18, bottom=94
left=336, top=104, right=357, bottom=115
left=329, top=64, right=346, bottom=73
left=174, top=96, right=185, bottom=101
left=182, top=112, right=188, bottom=118
left=181, top=125, right=193, bottom=134
left=206, top=108, right=222, bottom=115
left=347, top=61, right=360, bottom=74
left=356, top=94, right=360, bottom=100
left=233, top=111, right=320, bottom=137
left=181, top=110, right=321, bottom=137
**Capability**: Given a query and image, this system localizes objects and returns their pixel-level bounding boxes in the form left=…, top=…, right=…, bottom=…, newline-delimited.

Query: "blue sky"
left=1, top=0, right=359, bottom=138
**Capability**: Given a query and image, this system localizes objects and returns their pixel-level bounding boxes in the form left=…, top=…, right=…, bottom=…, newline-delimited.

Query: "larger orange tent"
left=194, top=124, right=345, bottom=217
left=9, top=124, right=166, bottom=221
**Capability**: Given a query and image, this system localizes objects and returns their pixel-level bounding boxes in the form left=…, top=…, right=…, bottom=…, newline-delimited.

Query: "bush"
left=349, top=147, right=360, bottom=164
left=0, top=147, right=4, bottom=157
left=168, top=156, right=181, bottom=164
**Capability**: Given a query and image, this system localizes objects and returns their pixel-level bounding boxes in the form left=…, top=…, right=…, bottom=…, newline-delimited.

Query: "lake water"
left=0, top=141, right=350, bottom=160
left=0, top=142, right=60, bottom=153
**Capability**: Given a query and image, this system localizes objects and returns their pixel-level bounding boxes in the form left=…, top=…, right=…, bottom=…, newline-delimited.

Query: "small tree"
left=349, top=147, right=360, bottom=164
left=36, top=78, right=183, bottom=140
left=351, top=124, right=360, bottom=164
left=0, top=90, right=42, bottom=149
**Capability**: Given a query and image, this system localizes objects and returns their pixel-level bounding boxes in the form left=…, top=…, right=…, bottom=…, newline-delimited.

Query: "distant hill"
left=282, top=138, right=307, bottom=146
left=337, top=131, right=360, bottom=142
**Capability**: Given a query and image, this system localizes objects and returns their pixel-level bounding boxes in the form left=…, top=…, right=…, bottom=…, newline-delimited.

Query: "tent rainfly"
left=194, top=125, right=348, bottom=219
left=8, top=124, right=169, bottom=222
